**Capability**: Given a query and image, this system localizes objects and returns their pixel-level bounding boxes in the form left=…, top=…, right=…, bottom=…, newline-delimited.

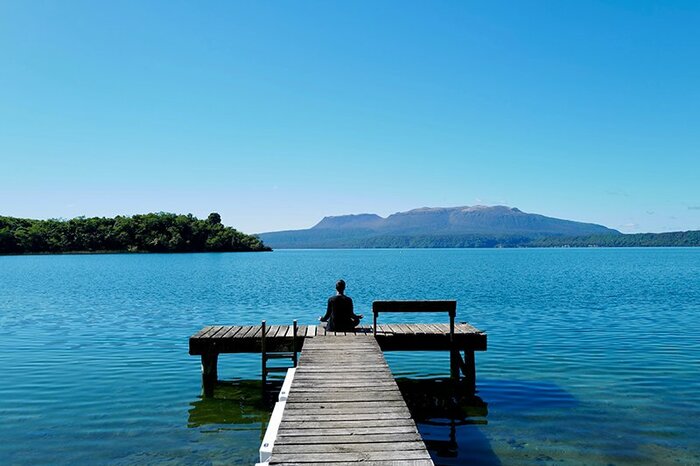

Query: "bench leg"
left=450, top=348, right=460, bottom=381
left=463, top=350, right=476, bottom=394
left=201, top=352, right=218, bottom=397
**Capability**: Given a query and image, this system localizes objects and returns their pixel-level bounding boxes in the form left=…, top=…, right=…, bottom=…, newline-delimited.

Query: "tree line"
left=0, top=212, right=271, bottom=254
left=526, top=231, right=700, bottom=248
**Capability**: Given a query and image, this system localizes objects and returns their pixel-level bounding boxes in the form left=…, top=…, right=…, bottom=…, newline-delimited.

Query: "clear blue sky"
left=1, top=1, right=698, bottom=234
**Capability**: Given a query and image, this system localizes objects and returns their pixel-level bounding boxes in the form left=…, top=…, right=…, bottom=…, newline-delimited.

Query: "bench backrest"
left=372, top=300, right=457, bottom=336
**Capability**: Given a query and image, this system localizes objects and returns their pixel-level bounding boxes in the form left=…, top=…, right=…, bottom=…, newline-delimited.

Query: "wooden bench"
left=372, top=300, right=474, bottom=386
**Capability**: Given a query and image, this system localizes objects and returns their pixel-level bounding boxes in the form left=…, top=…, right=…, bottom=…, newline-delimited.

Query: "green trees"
left=526, top=231, right=700, bottom=248
left=0, top=212, right=270, bottom=254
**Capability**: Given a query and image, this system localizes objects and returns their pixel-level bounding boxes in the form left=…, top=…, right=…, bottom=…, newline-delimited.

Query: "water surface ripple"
left=0, top=249, right=698, bottom=464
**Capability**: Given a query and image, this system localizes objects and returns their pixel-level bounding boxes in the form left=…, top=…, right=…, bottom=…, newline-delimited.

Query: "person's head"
left=335, top=279, right=346, bottom=294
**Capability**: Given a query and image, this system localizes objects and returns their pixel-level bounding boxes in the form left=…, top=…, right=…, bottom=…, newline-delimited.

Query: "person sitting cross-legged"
left=319, top=279, right=363, bottom=331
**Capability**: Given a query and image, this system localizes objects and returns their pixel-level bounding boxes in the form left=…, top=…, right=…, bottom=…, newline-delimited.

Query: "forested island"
left=0, top=212, right=270, bottom=254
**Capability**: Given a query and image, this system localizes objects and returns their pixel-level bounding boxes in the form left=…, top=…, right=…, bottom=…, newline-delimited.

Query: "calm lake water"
left=1, top=249, right=699, bottom=465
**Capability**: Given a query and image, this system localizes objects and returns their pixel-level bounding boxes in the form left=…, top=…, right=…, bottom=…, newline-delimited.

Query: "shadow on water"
left=397, top=378, right=500, bottom=466
left=187, top=379, right=281, bottom=428
left=397, top=378, right=578, bottom=466
left=477, top=378, right=578, bottom=413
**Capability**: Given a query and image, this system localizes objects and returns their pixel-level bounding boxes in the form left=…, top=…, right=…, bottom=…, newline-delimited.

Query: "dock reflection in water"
left=397, top=377, right=498, bottom=465
left=187, top=380, right=279, bottom=429
left=397, top=377, right=579, bottom=465
left=187, top=376, right=578, bottom=465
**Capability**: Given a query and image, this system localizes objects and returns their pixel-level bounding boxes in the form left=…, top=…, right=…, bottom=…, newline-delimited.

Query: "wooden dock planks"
left=189, top=323, right=486, bottom=355
left=268, top=336, right=434, bottom=465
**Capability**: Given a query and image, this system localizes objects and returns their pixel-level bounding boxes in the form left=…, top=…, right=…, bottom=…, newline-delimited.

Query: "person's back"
left=320, top=279, right=363, bottom=331
left=326, top=293, right=355, bottom=331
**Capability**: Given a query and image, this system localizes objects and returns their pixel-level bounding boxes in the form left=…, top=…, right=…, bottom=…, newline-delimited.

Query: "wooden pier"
left=190, top=323, right=486, bottom=393
left=268, top=335, right=433, bottom=465
left=188, top=301, right=487, bottom=465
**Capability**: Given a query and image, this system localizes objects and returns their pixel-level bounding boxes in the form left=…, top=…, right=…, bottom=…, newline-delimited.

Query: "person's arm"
left=320, top=298, right=332, bottom=322
left=349, top=297, right=363, bottom=319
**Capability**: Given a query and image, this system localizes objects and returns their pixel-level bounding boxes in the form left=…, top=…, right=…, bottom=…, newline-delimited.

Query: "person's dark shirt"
left=321, top=294, right=356, bottom=331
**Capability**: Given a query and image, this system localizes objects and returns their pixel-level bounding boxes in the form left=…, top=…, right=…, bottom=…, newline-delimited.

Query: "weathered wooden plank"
left=290, top=384, right=398, bottom=392
left=289, top=380, right=398, bottom=387
left=457, top=323, right=480, bottom=334
left=202, top=325, right=221, bottom=338
left=407, top=324, right=429, bottom=334
left=281, top=407, right=411, bottom=418
left=190, top=326, right=214, bottom=339
left=274, top=425, right=418, bottom=436
left=292, top=365, right=390, bottom=371
left=292, top=373, right=389, bottom=379
left=249, top=325, right=264, bottom=339
left=383, top=324, right=401, bottom=334
left=281, top=415, right=412, bottom=423
left=219, top=326, right=242, bottom=339
left=265, top=325, right=281, bottom=338
left=233, top=325, right=256, bottom=338
left=202, top=326, right=224, bottom=338
left=269, top=449, right=432, bottom=463
left=286, top=393, right=405, bottom=403
left=415, top=323, right=436, bottom=334
left=209, top=326, right=231, bottom=338
left=279, top=419, right=417, bottom=429
left=289, top=392, right=403, bottom=408
left=301, top=349, right=379, bottom=353
left=282, top=400, right=410, bottom=416
left=273, top=441, right=428, bottom=454
left=398, top=323, right=419, bottom=334
left=280, top=411, right=412, bottom=421
left=292, top=375, right=391, bottom=381
left=298, top=356, right=387, bottom=361
left=298, top=359, right=387, bottom=365
left=299, top=349, right=379, bottom=354
left=298, top=362, right=389, bottom=368
left=411, top=324, right=433, bottom=334
left=302, top=340, right=376, bottom=345
left=289, top=378, right=397, bottom=384
left=274, top=432, right=422, bottom=445
left=272, top=461, right=433, bottom=466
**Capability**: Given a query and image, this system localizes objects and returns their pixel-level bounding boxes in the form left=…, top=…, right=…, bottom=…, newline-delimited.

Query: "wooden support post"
left=201, top=351, right=218, bottom=397
left=449, top=309, right=458, bottom=380
left=373, top=311, right=378, bottom=336
left=292, top=319, right=298, bottom=367
left=463, top=349, right=476, bottom=393
left=261, top=320, right=267, bottom=387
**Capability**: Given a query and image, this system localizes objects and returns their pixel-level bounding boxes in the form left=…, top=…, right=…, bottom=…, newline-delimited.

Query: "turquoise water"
left=1, top=249, right=699, bottom=465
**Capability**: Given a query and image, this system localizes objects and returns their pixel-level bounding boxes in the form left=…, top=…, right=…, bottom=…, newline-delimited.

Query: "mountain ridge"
left=260, top=205, right=621, bottom=248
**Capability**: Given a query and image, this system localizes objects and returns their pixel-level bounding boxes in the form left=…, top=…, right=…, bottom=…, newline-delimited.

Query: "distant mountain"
left=259, top=205, right=621, bottom=248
